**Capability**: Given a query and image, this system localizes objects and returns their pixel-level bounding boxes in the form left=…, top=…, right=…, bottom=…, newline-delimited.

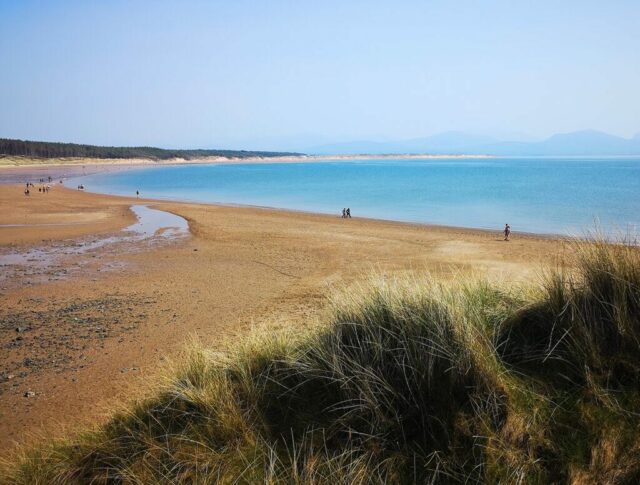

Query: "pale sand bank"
left=0, top=153, right=491, bottom=172
left=0, top=154, right=490, bottom=185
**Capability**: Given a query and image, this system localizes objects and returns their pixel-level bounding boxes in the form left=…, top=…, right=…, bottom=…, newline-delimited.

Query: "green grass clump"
left=3, top=240, right=640, bottom=484
left=499, top=240, right=640, bottom=388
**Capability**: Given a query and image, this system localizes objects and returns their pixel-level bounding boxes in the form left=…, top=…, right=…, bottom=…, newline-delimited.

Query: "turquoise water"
left=69, top=157, right=640, bottom=236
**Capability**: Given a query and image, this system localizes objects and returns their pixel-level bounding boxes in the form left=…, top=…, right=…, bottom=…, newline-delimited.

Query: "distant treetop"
left=0, top=138, right=303, bottom=160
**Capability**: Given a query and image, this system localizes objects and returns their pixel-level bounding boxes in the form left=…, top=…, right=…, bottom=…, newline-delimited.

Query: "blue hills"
left=308, top=130, right=640, bottom=156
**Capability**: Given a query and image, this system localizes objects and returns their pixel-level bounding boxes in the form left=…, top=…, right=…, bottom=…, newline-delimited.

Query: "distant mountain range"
left=308, top=130, right=640, bottom=156
left=3, top=131, right=639, bottom=159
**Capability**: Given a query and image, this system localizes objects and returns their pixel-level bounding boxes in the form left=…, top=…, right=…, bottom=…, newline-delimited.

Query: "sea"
left=67, top=157, right=640, bottom=238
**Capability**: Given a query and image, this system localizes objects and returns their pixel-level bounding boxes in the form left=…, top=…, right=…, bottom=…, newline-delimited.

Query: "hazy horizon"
left=1, top=1, right=639, bottom=150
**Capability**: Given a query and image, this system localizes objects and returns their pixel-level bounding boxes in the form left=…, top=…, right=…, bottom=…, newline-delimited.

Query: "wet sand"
left=0, top=182, right=567, bottom=452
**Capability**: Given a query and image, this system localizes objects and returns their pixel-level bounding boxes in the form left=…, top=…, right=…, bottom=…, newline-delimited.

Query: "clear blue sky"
left=1, top=0, right=639, bottom=149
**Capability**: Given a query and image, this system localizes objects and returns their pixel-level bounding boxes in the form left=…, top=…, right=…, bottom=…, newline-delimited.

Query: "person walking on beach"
left=346, top=208, right=351, bottom=218
left=504, top=223, right=511, bottom=241
left=342, top=208, right=346, bottom=218
left=136, top=190, right=140, bottom=198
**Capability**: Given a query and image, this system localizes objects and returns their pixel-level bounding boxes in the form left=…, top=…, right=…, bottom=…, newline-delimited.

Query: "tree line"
left=0, top=138, right=302, bottom=160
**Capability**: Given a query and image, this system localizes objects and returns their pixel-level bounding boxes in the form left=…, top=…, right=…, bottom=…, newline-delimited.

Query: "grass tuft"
left=3, top=239, right=640, bottom=483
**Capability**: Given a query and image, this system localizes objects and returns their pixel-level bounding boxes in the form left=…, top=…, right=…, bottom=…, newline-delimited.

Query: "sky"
left=1, top=0, right=639, bottom=150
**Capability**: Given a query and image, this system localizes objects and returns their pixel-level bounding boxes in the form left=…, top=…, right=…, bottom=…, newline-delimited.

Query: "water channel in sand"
left=0, top=205, right=189, bottom=285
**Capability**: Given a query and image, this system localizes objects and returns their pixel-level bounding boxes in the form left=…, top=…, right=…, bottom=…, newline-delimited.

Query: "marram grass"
left=3, top=240, right=640, bottom=484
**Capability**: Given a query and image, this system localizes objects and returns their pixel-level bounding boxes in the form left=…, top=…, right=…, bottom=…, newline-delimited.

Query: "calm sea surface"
left=69, top=157, right=640, bottom=237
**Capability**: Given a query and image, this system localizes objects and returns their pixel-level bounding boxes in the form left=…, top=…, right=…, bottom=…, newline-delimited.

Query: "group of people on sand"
left=23, top=182, right=51, bottom=196
left=23, top=175, right=66, bottom=195
left=341, top=208, right=352, bottom=218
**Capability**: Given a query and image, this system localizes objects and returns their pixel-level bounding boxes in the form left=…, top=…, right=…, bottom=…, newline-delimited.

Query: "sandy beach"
left=2, top=4, right=636, bottom=479
left=0, top=175, right=567, bottom=452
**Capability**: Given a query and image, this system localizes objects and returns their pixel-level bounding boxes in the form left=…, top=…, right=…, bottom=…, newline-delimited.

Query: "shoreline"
left=15, top=177, right=567, bottom=241
left=79, top=188, right=566, bottom=242
left=0, top=162, right=576, bottom=240
left=1, top=160, right=585, bottom=240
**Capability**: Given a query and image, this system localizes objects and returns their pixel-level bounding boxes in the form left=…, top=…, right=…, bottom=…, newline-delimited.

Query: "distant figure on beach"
left=346, top=208, right=351, bottom=218
left=504, top=223, right=511, bottom=241
left=342, top=208, right=346, bottom=218
left=136, top=190, right=139, bottom=198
